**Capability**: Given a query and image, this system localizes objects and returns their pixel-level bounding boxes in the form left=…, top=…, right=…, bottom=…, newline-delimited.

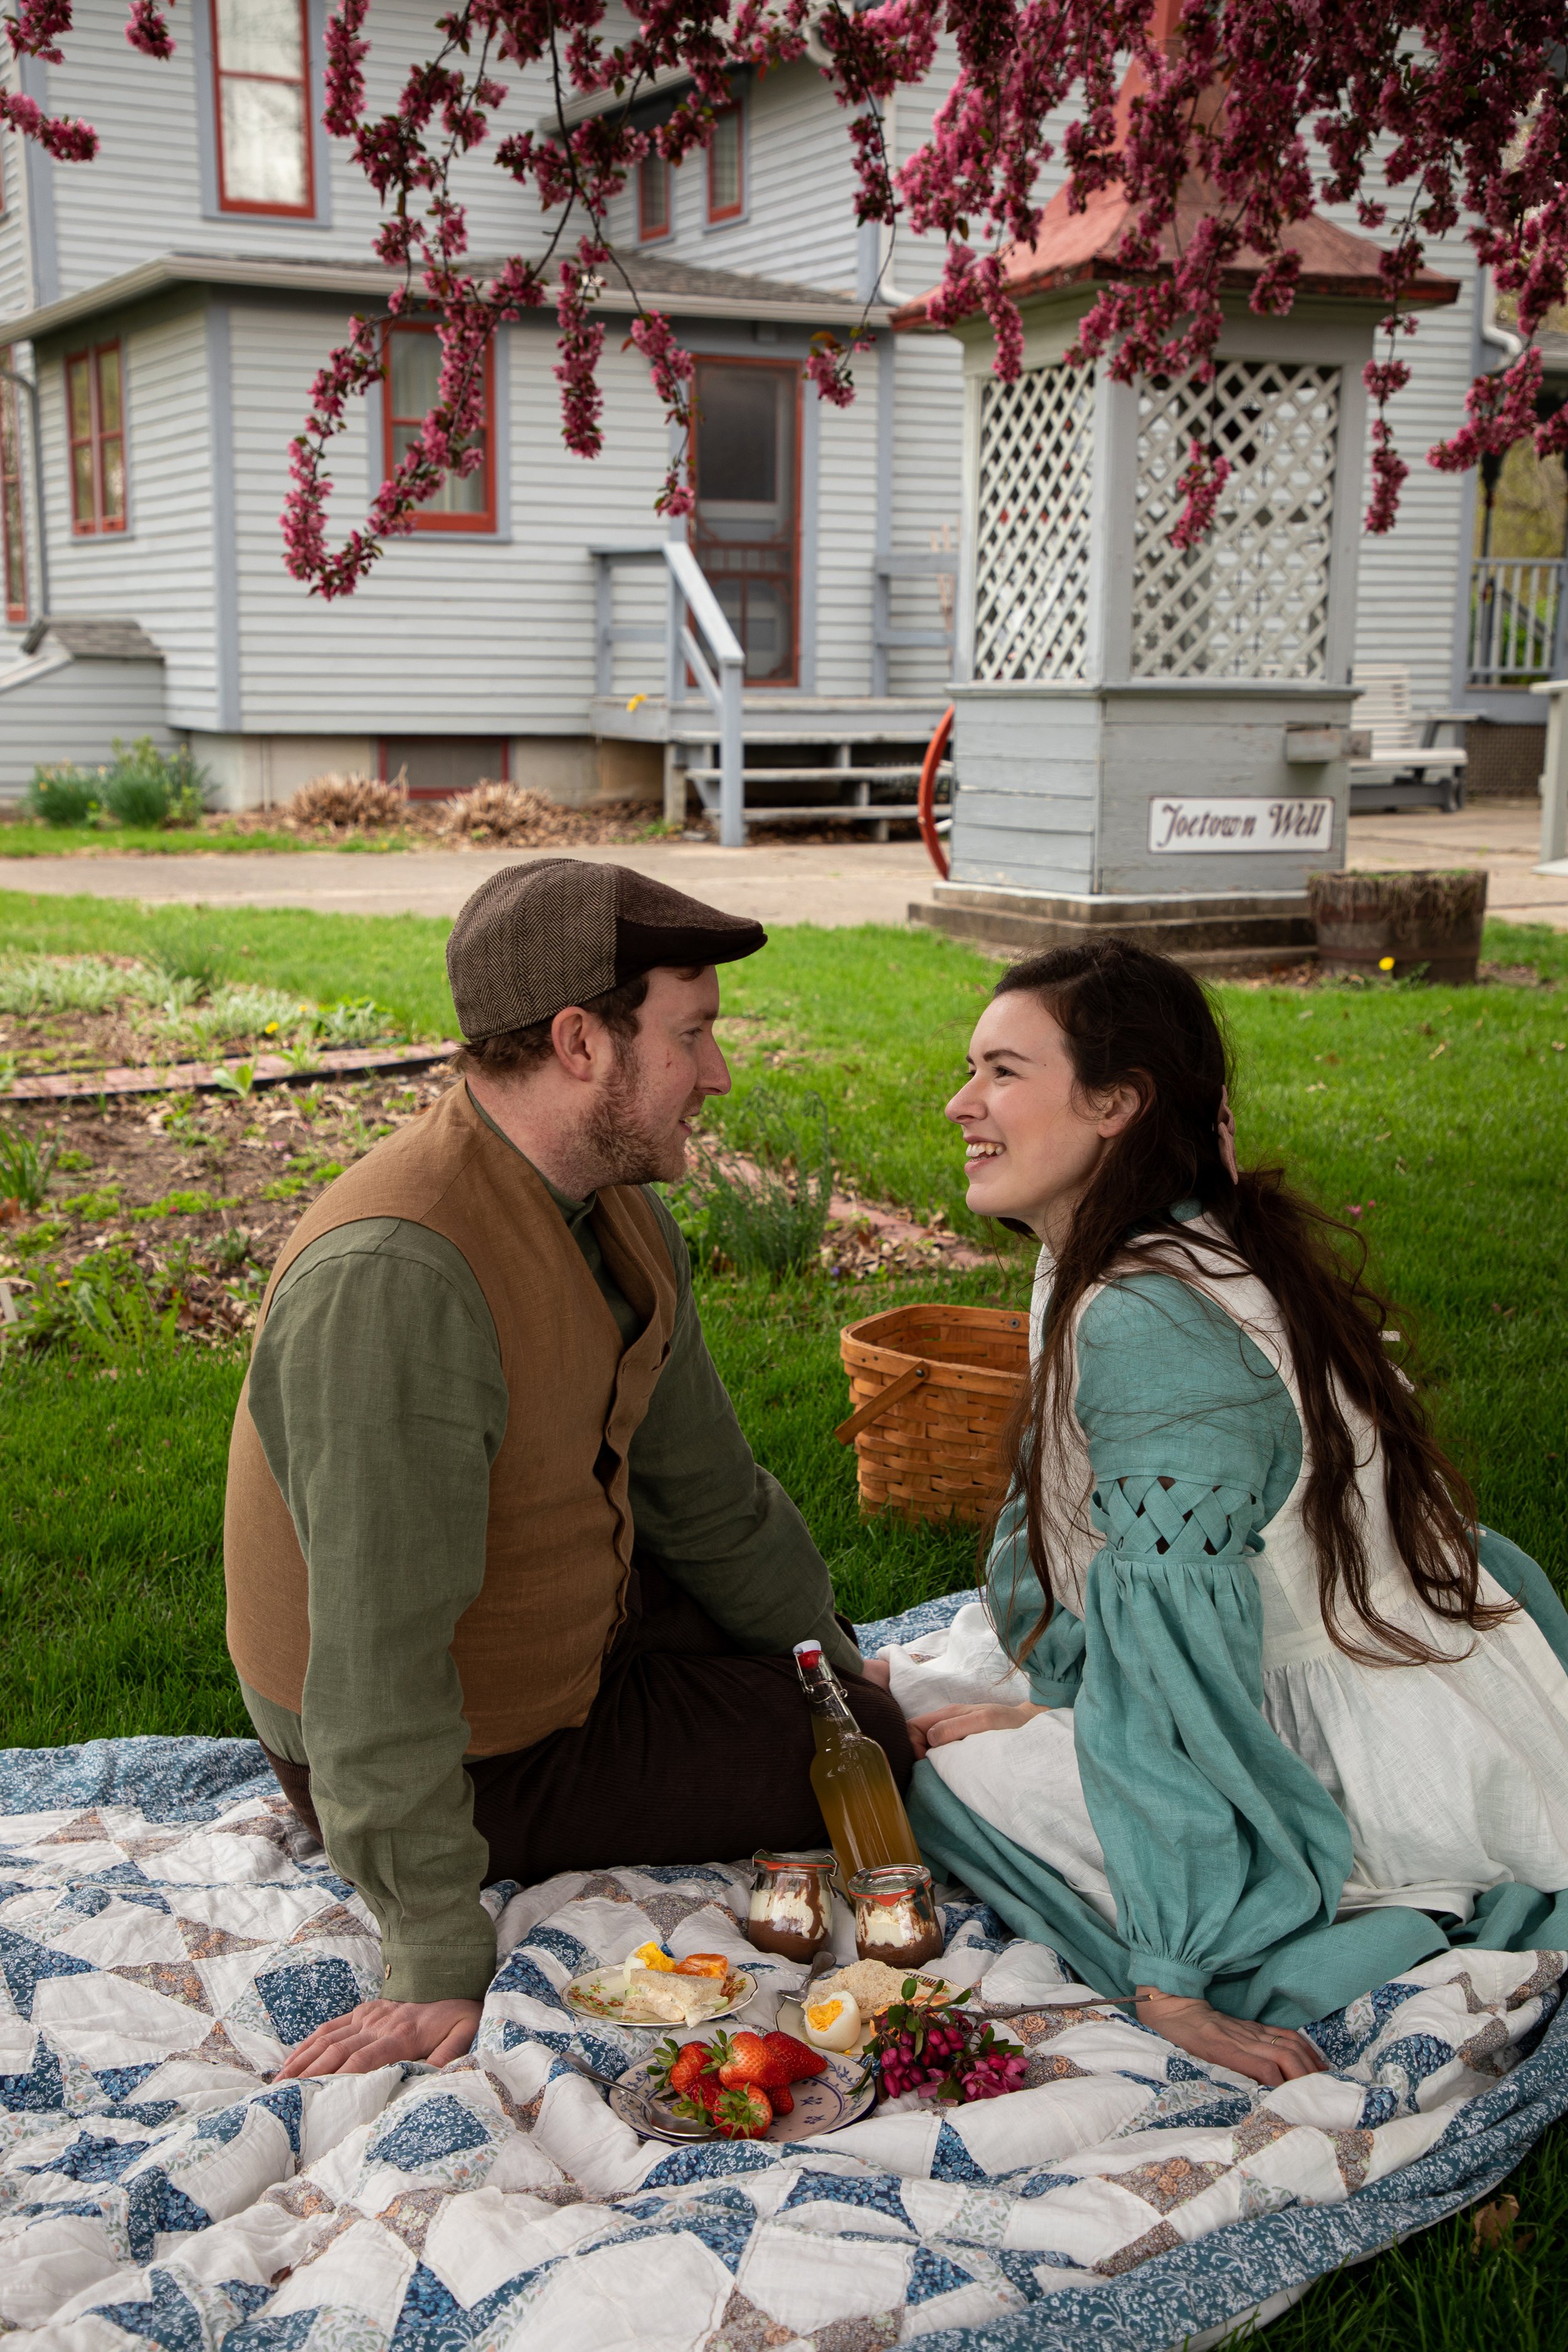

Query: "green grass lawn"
left=4, top=894, right=1568, bottom=2346
left=0, top=822, right=313, bottom=855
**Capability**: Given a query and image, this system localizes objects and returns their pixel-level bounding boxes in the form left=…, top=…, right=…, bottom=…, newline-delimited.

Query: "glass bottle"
left=793, top=1640, right=923, bottom=1879
left=744, top=1851, right=835, bottom=1961
left=847, top=1862, right=944, bottom=1969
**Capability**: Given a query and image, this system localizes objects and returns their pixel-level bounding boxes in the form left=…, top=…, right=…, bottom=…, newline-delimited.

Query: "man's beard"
left=584, top=1055, right=700, bottom=1188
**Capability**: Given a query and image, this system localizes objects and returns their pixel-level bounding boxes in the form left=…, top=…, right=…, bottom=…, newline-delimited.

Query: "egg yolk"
left=632, top=1941, right=674, bottom=1972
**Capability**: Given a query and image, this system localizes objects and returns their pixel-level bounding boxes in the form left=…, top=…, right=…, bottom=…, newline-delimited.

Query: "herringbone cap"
left=446, top=857, right=766, bottom=1039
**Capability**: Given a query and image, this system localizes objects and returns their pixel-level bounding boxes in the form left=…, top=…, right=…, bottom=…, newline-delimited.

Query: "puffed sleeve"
left=1071, top=1275, right=1353, bottom=1997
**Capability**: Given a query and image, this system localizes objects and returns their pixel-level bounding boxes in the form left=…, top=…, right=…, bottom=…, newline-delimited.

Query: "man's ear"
left=549, top=1005, right=603, bottom=1083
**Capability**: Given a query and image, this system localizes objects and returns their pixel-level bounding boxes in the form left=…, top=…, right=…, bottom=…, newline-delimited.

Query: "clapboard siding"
left=36, top=300, right=218, bottom=724
left=886, top=332, right=962, bottom=694
left=228, top=305, right=670, bottom=732
left=813, top=337, right=879, bottom=694
left=0, top=649, right=175, bottom=795
left=605, top=60, right=859, bottom=292
left=33, top=0, right=549, bottom=302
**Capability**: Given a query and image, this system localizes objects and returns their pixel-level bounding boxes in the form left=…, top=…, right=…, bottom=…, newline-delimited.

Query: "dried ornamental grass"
left=286, top=773, right=410, bottom=831
left=432, top=781, right=584, bottom=845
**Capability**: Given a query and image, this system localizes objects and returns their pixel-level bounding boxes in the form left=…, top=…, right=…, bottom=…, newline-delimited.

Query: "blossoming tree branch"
left=5, top=0, right=1566, bottom=592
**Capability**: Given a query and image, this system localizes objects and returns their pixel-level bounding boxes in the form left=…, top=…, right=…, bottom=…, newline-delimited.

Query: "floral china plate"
left=563, top=1965, right=758, bottom=2029
left=607, top=2050, right=873, bottom=2144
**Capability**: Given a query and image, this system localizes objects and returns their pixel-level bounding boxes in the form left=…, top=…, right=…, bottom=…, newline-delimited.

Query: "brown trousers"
left=263, top=1562, right=913, bottom=1883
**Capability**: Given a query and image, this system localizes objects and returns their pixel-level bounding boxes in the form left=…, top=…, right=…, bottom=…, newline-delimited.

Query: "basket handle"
left=834, top=1360, right=930, bottom=1446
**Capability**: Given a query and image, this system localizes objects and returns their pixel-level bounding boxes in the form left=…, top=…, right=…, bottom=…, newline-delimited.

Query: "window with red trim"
left=638, top=152, right=671, bottom=243
left=707, top=101, right=743, bottom=222
left=66, top=343, right=126, bottom=537
left=383, top=325, right=496, bottom=532
left=0, top=347, right=25, bottom=619
left=212, top=0, right=314, bottom=216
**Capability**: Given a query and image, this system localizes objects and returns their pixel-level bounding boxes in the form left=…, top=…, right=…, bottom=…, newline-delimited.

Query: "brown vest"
left=223, top=1083, right=677, bottom=1756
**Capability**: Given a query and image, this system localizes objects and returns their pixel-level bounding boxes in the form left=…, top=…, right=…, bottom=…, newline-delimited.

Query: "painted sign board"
left=1148, top=796, right=1335, bottom=854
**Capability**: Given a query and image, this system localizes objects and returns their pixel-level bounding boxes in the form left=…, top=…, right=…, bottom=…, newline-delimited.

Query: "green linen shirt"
left=240, top=1094, right=859, bottom=2004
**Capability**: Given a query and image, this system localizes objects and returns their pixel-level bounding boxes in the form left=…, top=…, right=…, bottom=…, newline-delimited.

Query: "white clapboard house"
left=0, top=0, right=969, bottom=825
left=0, top=9, right=1558, bottom=821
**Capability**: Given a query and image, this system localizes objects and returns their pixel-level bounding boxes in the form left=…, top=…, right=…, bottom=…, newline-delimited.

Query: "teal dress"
left=908, top=1273, right=1568, bottom=2030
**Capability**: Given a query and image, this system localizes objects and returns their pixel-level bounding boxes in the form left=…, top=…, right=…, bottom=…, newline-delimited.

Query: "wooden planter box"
left=1307, top=869, right=1488, bottom=984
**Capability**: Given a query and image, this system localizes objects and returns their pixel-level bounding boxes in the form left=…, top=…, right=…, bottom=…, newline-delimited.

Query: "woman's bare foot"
left=1134, top=1988, right=1324, bottom=2087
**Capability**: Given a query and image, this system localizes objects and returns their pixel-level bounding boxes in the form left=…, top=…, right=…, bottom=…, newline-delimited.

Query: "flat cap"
left=447, top=857, right=767, bottom=1040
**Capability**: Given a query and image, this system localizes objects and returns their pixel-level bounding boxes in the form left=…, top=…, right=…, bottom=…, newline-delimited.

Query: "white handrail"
left=591, top=539, right=747, bottom=847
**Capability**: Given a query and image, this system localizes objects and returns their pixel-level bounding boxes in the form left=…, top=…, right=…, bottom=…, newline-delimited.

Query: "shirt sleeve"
left=985, top=1492, right=1086, bottom=1707
left=627, top=1194, right=862, bottom=1680
left=246, top=1219, right=509, bottom=2005
left=1478, top=1526, right=1568, bottom=1675
left=1069, top=1275, right=1353, bottom=1997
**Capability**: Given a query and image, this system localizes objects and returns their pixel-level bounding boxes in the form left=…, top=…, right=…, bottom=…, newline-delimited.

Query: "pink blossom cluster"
left=8, top=0, right=1568, bottom=586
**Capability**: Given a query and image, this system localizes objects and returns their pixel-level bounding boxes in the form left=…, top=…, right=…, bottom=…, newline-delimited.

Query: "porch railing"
left=1467, top=556, right=1568, bottom=687
left=591, top=540, right=746, bottom=847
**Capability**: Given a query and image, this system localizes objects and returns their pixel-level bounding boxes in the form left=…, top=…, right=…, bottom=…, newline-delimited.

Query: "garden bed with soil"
left=0, top=954, right=974, bottom=1348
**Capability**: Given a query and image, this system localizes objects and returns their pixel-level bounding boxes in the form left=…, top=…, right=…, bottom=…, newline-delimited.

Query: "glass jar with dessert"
left=847, top=1862, right=945, bottom=1970
left=744, top=1851, right=835, bottom=1962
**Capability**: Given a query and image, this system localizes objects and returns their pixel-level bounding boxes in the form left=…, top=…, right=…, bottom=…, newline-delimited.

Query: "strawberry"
left=713, top=2030, right=779, bottom=2092
left=712, top=2083, right=773, bottom=2139
left=769, top=2084, right=793, bottom=2116
left=763, top=2031, right=827, bottom=2084
left=649, top=2037, right=712, bottom=2099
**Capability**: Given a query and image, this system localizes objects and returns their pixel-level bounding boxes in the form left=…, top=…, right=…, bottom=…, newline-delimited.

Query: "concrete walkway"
left=0, top=802, right=1562, bottom=929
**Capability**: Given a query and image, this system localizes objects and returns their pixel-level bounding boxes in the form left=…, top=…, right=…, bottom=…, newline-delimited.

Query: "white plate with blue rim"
left=607, top=2049, right=872, bottom=2145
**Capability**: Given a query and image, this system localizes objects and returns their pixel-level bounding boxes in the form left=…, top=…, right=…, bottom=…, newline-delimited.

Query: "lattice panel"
left=1132, top=361, right=1340, bottom=679
left=973, top=361, right=1096, bottom=682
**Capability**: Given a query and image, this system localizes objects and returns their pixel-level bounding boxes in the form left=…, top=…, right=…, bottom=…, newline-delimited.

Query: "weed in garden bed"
left=677, top=1088, right=835, bottom=1276
left=0, top=1120, right=58, bottom=1209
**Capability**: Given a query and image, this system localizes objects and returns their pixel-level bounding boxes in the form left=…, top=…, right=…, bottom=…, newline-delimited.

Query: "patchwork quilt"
left=3, top=1597, right=1567, bottom=2352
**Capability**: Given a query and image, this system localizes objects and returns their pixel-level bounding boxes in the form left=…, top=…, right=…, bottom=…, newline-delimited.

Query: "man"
left=224, top=858, right=910, bottom=2079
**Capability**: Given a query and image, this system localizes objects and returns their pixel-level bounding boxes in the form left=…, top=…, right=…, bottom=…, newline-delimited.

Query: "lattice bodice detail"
left=1094, top=1475, right=1265, bottom=1562
left=973, top=361, right=1096, bottom=683
left=1131, top=360, right=1340, bottom=681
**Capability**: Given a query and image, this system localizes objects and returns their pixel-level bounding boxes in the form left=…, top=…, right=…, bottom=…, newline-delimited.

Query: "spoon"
left=558, top=2048, right=718, bottom=2140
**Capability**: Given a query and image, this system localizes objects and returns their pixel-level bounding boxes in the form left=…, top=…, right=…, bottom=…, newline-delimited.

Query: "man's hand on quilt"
left=906, top=1702, right=1048, bottom=1761
left=273, top=1997, right=483, bottom=2079
left=1134, top=1989, right=1325, bottom=2087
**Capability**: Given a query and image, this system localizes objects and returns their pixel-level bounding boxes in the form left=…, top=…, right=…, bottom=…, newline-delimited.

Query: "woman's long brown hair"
left=992, top=939, right=1507, bottom=1668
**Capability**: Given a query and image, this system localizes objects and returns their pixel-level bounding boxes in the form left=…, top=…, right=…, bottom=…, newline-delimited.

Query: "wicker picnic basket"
left=836, top=1302, right=1030, bottom=1523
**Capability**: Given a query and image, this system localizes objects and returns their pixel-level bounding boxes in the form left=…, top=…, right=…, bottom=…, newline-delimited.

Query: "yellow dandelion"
left=1378, top=956, right=1396, bottom=972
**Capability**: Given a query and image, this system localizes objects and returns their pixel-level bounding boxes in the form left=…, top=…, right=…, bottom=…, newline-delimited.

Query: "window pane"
left=709, top=110, right=740, bottom=213
left=100, top=435, right=125, bottom=524
left=67, top=357, right=92, bottom=443
left=95, top=345, right=122, bottom=435
left=696, top=364, right=779, bottom=504
left=389, top=329, right=440, bottom=421
left=221, top=74, right=307, bottom=205
left=428, top=445, right=487, bottom=514
left=640, top=156, right=668, bottom=236
left=72, top=443, right=95, bottom=524
left=215, top=0, right=303, bottom=80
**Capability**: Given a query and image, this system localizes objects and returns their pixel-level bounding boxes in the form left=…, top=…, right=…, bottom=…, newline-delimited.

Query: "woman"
left=867, top=940, right=1568, bottom=2088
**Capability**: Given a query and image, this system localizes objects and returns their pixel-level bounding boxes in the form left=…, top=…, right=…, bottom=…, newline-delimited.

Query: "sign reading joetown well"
left=1148, top=797, right=1335, bottom=854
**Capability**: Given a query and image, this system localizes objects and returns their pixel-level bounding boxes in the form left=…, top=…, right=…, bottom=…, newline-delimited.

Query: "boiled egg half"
left=803, top=1991, right=861, bottom=2053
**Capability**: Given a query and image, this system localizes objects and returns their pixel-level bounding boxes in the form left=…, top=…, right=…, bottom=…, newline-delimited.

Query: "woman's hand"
left=1133, top=1988, right=1324, bottom=2087
left=859, top=1656, right=892, bottom=1690
left=273, top=1996, right=482, bottom=2079
left=906, top=1700, right=1047, bottom=1761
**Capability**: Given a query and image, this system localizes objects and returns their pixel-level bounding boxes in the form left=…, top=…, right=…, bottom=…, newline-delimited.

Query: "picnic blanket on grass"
left=4, top=1596, right=1568, bottom=2351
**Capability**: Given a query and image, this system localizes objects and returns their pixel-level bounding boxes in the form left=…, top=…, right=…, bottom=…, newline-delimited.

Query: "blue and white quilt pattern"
left=2, top=1599, right=1567, bottom=2351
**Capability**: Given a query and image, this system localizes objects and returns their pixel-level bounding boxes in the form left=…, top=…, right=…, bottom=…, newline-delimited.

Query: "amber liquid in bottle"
left=793, top=1641, right=922, bottom=1878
